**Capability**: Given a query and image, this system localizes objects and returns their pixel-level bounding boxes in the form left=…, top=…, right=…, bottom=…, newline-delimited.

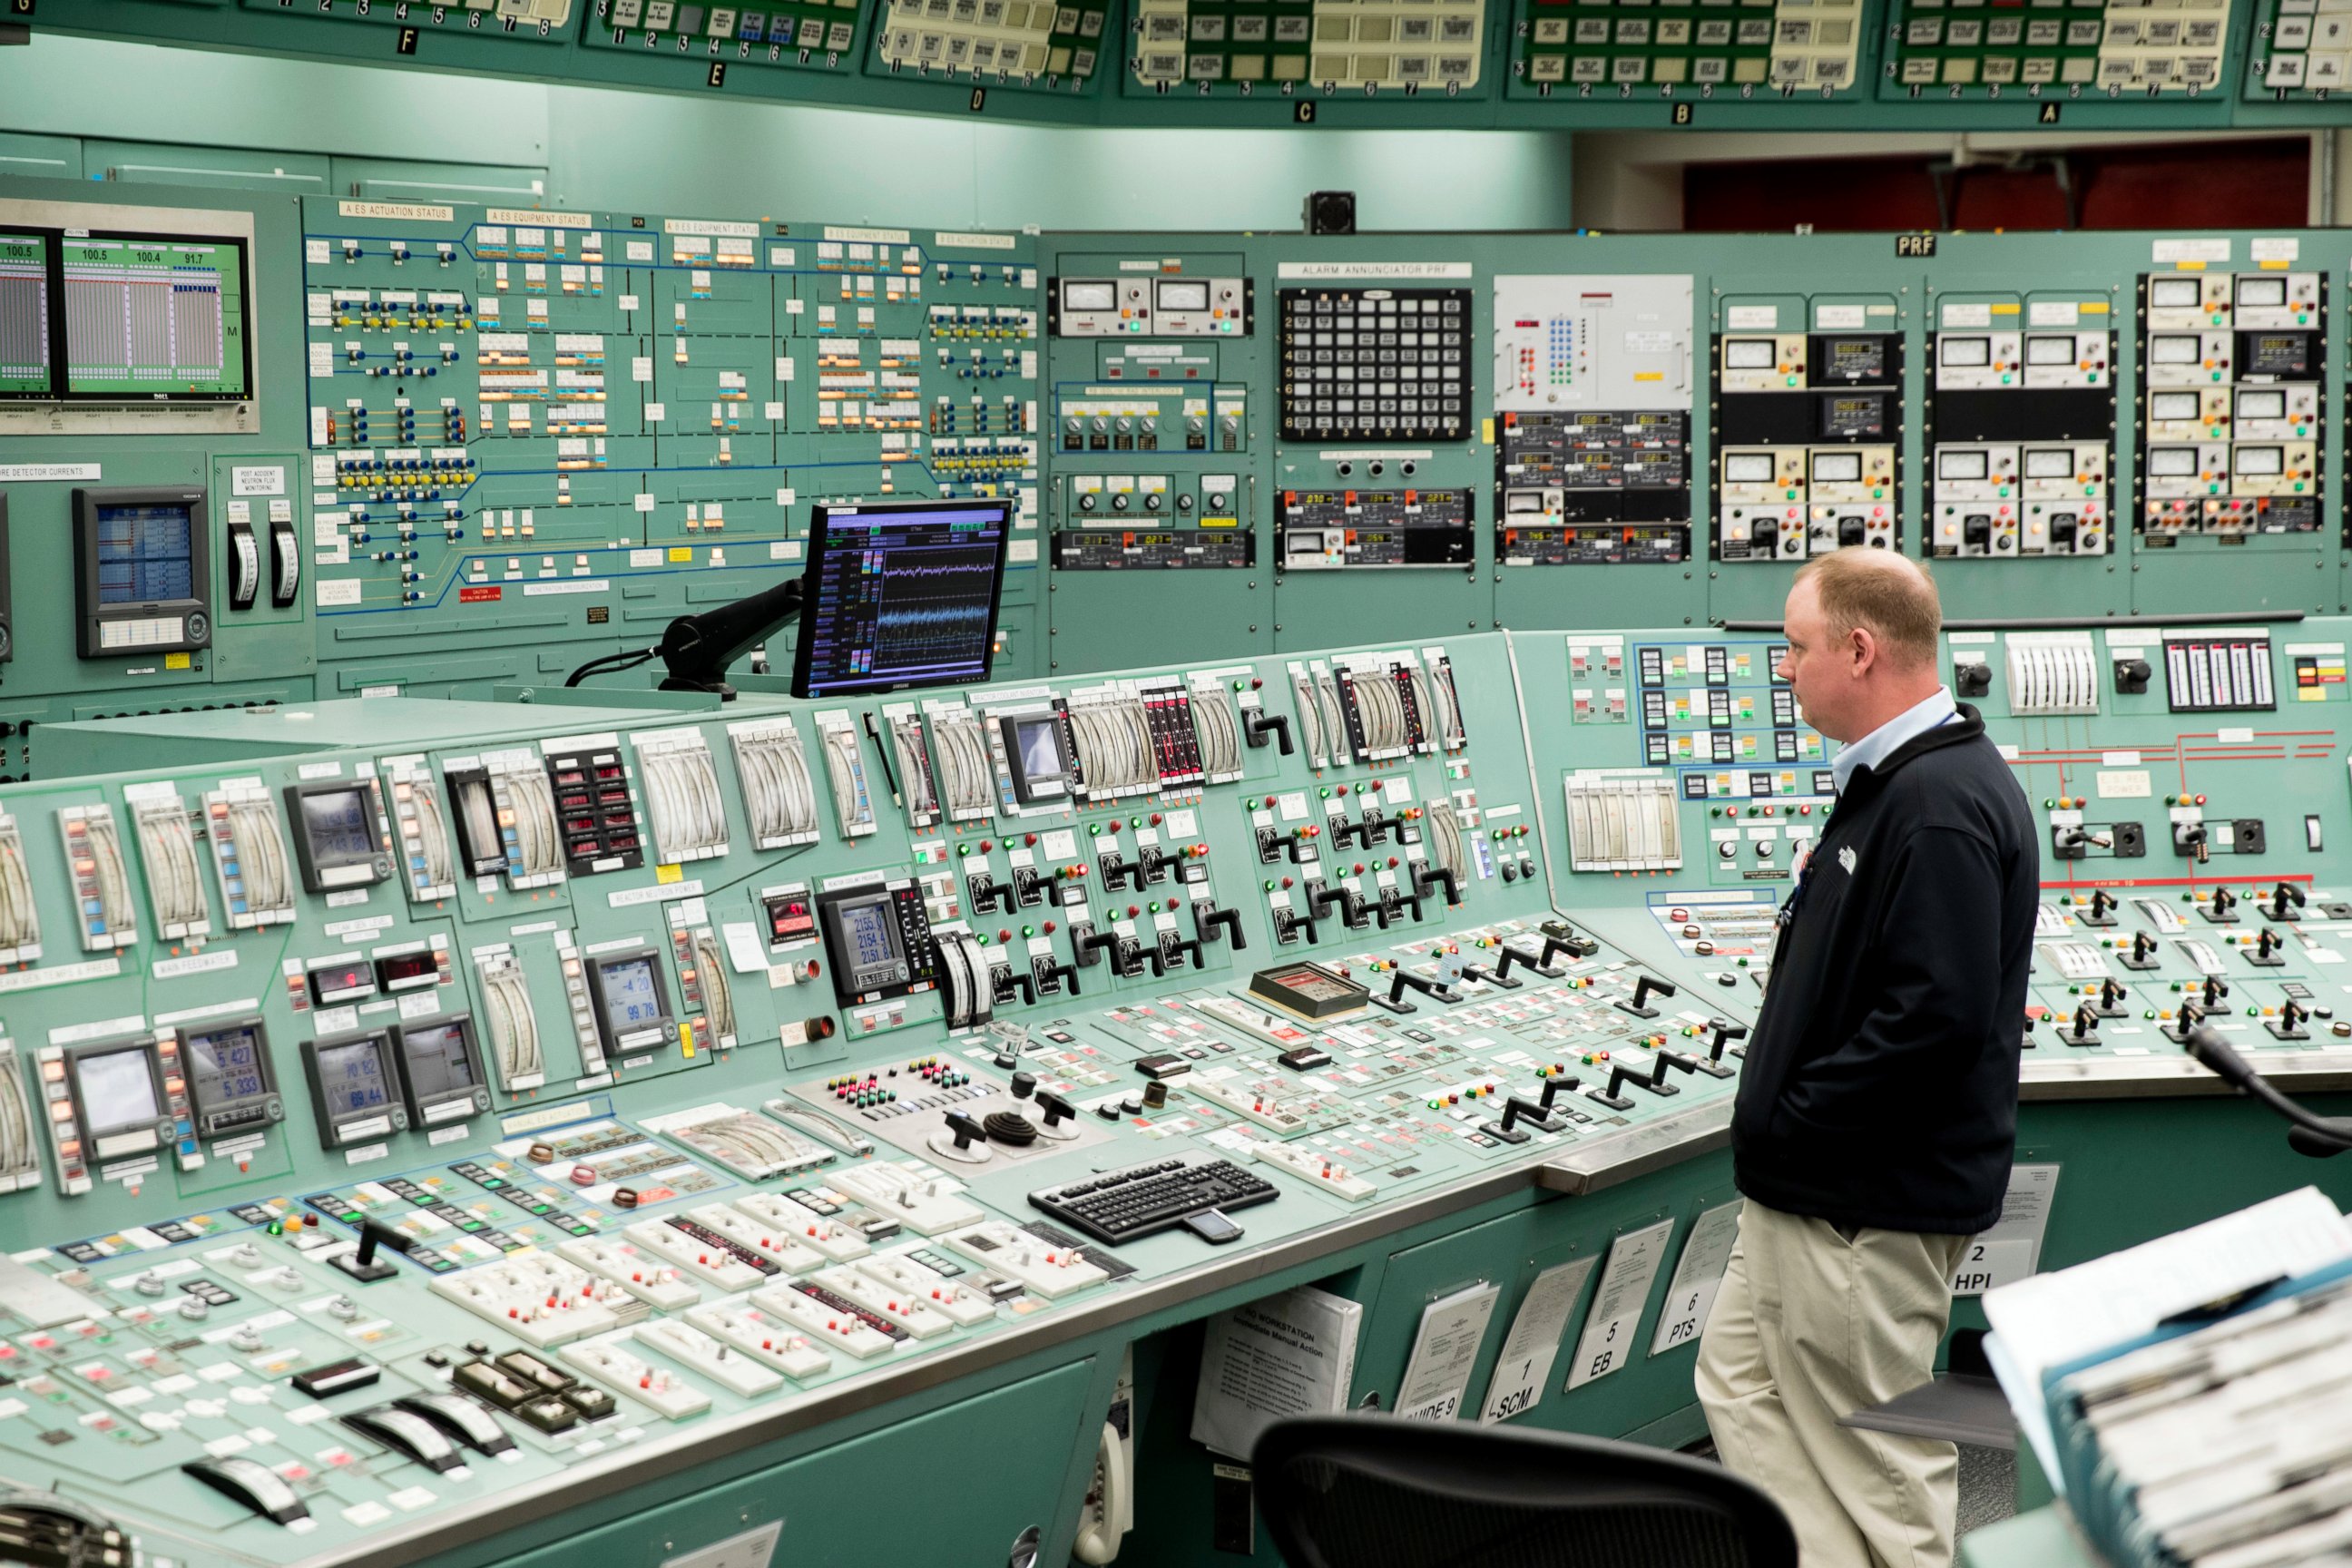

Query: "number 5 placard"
left=1567, top=1217, right=1676, bottom=1391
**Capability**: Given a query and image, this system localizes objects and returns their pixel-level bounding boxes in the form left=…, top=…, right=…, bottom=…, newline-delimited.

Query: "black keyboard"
left=1027, top=1156, right=1279, bottom=1244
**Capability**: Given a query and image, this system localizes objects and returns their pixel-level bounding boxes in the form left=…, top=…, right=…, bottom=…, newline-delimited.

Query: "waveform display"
left=799, top=506, right=1011, bottom=696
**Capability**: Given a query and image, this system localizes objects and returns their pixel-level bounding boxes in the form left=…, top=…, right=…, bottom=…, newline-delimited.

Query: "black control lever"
left=1413, top=864, right=1461, bottom=907
left=2203, top=974, right=2230, bottom=1011
left=2269, top=998, right=2311, bottom=1042
left=1541, top=920, right=1600, bottom=960
left=1537, top=1074, right=1581, bottom=1112
left=1075, top=927, right=1119, bottom=970
left=940, top=1111, right=990, bottom=1156
left=2272, top=882, right=2308, bottom=923
left=1142, top=942, right=1168, bottom=978
left=1271, top=906, right=1319, bottom=946
left=1308, top=881, right=1348, bottom=922
left=1162, top=935, right=1206, bottom=971
left=1485, top=1094, right=1558, bottom=1144
left=1245, top=710, right=1294, bottom=754
left=995, top=966, right=1038, bottom=1007
left=1195, top=906, right=1246, bottom=951
left=966, top=873, right=1016, bottom=916
left=2095, top=976, right=2126, bottom=1016
left=2164, top=998, right=2207, bottom=1044
left=2080, top=888, right=2119, bottom=928
left=1699, top=1020, right=1747, bottom=1076
left=1138, top=844, right=1172, bottom=884
left=2249, top=926, right=2287, bottom=967
left=332, top=1220, right=404, bottom=1283
left=1617, top=974, right=1677, bottom=1019
left=1463, top=956, right=1524, bottom=991
left=2176, top=821, right=2210, bottom=864
left=2120, top=929, right=2161, bottom=970
left=1502, top=1094, right=1561, bottom=1133
left=1036, top=1091, right=1078, bottom=1133
left=2068, top=1004, right=2100, bottom=1045
left=2204, top=886, right=2239, bottom=924
left=1099, top=853, right=1144, bottom=893
left=1491, top=946, right=1535, bottom=984
left=1374, top=969, right=1452, bottom=1015
left=1033, top=956, right=1081, bottom=998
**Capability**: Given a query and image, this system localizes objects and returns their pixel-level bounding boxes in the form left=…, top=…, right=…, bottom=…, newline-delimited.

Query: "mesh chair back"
left=1253, top=1415, right=1798, bottom=1568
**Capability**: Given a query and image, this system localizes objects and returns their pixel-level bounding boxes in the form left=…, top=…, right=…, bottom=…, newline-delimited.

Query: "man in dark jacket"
left=1697, top=548, right=2036, bottom=1568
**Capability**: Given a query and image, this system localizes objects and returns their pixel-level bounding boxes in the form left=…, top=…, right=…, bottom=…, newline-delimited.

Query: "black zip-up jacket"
left=1730, top=703, right=2037, bottom=1236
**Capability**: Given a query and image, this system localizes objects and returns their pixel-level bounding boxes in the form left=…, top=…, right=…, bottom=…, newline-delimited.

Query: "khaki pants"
left=1696, top=1200, right=1973, bottom=1568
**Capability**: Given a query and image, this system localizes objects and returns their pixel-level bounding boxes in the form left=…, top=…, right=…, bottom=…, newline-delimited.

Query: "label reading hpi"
left=1952, top=1164, right=2061, bottom=1297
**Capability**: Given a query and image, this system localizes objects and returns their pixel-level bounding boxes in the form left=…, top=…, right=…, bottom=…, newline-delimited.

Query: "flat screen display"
left=184, top=1024, right=269, bottom=1116
left=0, top=232, right=52, bottom=398
left=1018, top=716, right=1066, bottom=784
left=298, top=787, right=376, bottom=862
left=61, top=233, right=250, bottom=400
left=791, top=499, right=1014, bottom=699
left=317, top=1038, right=392, bottom=1115
left=93, top=502, right=195, bottom=604
left=594, top=956, right=666, bottom=1029
left=75, top=1045, right=160, bottom=1134
left=397, top=1021, right=477, bottom=1103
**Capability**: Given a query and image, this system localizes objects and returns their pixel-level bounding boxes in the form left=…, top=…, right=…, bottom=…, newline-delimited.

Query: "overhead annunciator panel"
left=1881, top=0, right=2227, bottom=97
left=1711, top=293, right=1903, bottom=564
left=2137, top=266, right=2327, bottom=544
left=1925, top=290, right=2117, bottom=559
left=1509, top=0, right=1864, bottom=96
left=1492, top=274, right=1696, bottom=569
left=1130, top=0, right=1485, bottom=92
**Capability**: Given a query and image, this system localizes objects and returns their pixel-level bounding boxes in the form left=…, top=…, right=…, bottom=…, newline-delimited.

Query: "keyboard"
left=1027, top=1155, right=1279, bottom=1244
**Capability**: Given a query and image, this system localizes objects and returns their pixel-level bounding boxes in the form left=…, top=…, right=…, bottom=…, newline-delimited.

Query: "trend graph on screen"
left=794, top=500, right=1014, bottom=698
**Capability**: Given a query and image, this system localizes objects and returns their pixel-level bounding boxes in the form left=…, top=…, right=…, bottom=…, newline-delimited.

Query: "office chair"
left=1253, top=1415, right=1798, bottom=1568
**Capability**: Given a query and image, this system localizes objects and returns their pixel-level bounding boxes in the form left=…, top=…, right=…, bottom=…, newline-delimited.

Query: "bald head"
left=1777, top=549, right=1945, bottom=745
left=1794, top=548, right=1941, bottom=672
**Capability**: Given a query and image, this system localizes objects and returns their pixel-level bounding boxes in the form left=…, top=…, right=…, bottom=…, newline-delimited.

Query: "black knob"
left=1009, top=1071, right=1037, bottom=1100
left=944, top=1111, right=987, bottom=1152
left=1036, top=1092, right=1075, bottom=1129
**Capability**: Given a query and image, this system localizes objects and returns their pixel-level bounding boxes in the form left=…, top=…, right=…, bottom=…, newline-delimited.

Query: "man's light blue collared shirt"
left=1829, top=686, right=1959, bottom=796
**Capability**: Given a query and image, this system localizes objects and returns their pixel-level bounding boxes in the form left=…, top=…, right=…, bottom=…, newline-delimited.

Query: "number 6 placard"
left=1649, top=1200, right=1745, bottom=1357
